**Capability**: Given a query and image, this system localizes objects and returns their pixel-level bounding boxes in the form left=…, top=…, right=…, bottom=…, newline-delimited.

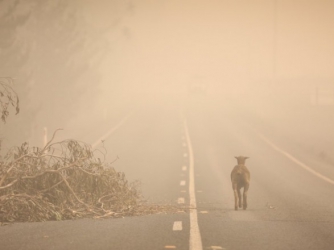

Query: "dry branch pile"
left=0, top=132, right=151, bottom=222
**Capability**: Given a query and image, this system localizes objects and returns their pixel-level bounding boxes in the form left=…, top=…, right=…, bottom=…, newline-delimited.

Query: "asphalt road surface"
left=1, top=96, right=334, bottom=250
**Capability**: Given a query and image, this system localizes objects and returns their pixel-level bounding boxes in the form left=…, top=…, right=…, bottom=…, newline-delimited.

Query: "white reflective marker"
left=173, top=221, right=183, bottom=231
left=178, top=197, right=185, bottom=204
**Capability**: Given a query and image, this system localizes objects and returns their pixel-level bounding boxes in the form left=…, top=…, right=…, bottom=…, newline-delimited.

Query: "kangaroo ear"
left=245, top=157, right=249, bottom=159
left=235, top=156, right=238, bottom=159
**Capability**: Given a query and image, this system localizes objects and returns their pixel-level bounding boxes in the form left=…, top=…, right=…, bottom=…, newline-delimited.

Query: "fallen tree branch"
left=0, top=136, right=182, bottom=223
left=0, top=179, right=18, bottom=190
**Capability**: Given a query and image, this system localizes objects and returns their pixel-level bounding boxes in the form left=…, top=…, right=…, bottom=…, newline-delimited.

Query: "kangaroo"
left=231, top=156, right=250, bottom=210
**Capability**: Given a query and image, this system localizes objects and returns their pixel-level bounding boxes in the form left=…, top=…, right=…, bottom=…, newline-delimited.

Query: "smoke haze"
left=1, top=0, right=334, bottom=162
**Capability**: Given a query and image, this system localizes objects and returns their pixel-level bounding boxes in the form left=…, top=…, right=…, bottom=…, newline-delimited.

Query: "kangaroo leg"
left=232, top=183, right=238, bottom=210
left=243, top=184, right=249, bottom=210
left=237, top=188, right=242, bottom=208
left=233, top=189, right=238, bottom=210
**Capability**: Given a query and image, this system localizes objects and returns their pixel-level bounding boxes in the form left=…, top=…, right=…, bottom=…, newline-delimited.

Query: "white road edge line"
left=182, top=117, right=203, bottom=250
left=258, top=133, right=334, bottom=185
left=92, top=113, right=132, bottom=148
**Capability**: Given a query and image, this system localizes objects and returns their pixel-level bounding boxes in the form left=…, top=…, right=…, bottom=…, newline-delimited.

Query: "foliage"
left=0, top=77, right=20, bottom=123
left=0, top=2, right=182, bottom=223
left=0, top=131, right=139, bottom=222
left=0, top=130, right=183, bottom=223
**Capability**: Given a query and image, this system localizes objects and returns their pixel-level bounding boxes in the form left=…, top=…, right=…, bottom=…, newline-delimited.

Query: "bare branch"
left=41, top=128, right=63, bottom=153
left=0, top=179, right=18, bottom=190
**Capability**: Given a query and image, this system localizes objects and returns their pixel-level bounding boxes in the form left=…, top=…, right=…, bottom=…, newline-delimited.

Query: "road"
left=1, top=95, right=334, bottom=250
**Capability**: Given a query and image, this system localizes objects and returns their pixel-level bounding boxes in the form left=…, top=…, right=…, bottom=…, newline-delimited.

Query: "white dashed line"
left=173, top=221, right=183, bottom=231
left=182, top=166, right=187, bottom=171
left=180, top=180, right=186, bottom=186
left=182, top=117, right=203, bottom=250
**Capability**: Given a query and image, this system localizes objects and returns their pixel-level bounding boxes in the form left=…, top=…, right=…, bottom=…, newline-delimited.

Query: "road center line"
left=182, top=117, right=203, bottom=250
left=258, top=133, right=334, bottom=185
left=92, top=113, right=132, bottom=148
